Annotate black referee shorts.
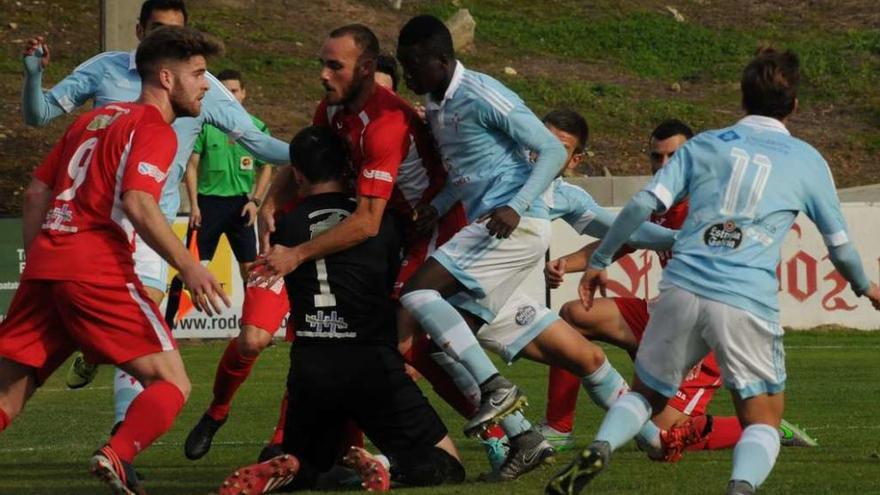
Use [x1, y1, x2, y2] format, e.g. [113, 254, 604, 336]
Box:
[195, 194, 257, 263]
[282, 344, 449, 474]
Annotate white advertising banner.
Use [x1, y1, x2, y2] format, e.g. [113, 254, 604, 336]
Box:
[168, 203, 879, 338]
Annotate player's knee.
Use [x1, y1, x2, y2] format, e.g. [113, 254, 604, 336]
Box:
[238, 327, 270, 357]
[173, 376, 192, 402]
[394, 446, 465, 486]
[560, 301, 598, 338]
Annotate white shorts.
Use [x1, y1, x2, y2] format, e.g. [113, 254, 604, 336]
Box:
[132, 234, 169, 292]
[434, 216, 551, 320]
[473, 291, 557, 363]
[635, 285, 786, 400]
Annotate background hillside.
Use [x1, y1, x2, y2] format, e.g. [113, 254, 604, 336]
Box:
[0, 0, 878, 213]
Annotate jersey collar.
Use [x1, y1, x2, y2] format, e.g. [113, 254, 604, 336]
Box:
[425, 60, 465, 111]
[128, 50, 137, 71]
[737, 115, 790, 135]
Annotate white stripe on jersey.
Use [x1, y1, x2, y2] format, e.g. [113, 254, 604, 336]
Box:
[205, 71, 237, 103]
[649, 183, 674, 210]
[461, 75, 514, 115]
[110, 130, 136, 243]
[395, 134, 431, 207]
[824, 230, 849, 247]
[127, 283, 174, 351]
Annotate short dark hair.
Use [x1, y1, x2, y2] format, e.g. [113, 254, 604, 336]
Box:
[741, 46, 800, 119]
[136, 26, 223, 82]
[289, 126, 350, 184]
[397, 15, 455, 59]
[139, 0, 188, 26]
[216, 69, 243, 87]
[329, 24, 379, 62]
[543, 109, 589, 153]
[376, 54, 399, 91]
[650, 119, 694, 142]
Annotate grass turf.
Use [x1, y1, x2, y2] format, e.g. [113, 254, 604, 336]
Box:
[0, 331, 879, 494]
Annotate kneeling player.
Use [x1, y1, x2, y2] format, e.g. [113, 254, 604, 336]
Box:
[220, 126, 464, 494]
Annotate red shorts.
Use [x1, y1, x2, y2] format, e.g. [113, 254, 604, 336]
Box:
[0, 280, 176, 384]
[394, 202, 468, 298]
[612, 297, 722, 417]
[241, 280, 293, 342]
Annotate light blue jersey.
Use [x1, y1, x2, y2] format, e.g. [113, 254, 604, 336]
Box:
[549, 178, 674, 250]
[23, 50, 289, 221]
[425, 62, 566, 221]
[612, 115, 861, 322]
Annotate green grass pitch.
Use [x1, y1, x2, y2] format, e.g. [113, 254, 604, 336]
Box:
[1, 331, 878, 494]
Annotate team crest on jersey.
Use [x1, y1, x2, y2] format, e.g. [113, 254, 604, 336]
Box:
[308, 208, 351, 239]
[362, 169, 393, 183]
[703, 220, 743, 249]
[718, 130, 740, 142]
[137, 162, 167, 182]
[515, 305, 537, 326]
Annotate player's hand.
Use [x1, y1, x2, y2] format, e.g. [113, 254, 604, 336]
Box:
[22, 36, 50, 73]
[257, 204, 276, 255]
[241, 201, 258, 227]
[413, 203, 439, 236]
[249, 244, 302, 288]
[864, 282, 880, 311]
[188, 206, 201, 229]
[180, 262, 231, 316]
[545, 257, 566, 289]
[578, 267, 608, 310]
[478, 206, 520, 239]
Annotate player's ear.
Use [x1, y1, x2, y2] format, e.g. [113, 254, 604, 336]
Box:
[136, 22, 145, 42]
[158, 67, 174, 91]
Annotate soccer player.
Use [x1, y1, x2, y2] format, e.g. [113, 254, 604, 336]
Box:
[392, 13, 570, 476]
[219, 126, 465, 495]
[547, 48, 880, 495]
[185, 68, 273, 281]
[540, 120, 818, 459]
[0, 26, 228, 494]
[191, 24, 496, 468]
[21, 0, 290, 432]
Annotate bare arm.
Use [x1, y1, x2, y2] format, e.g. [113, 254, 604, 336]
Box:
[123, 190, 230, 314]
[257, 166, 298, 253]
[252, 163, 273, 202]
[184, 152, 201, 228]
[22, 179, 52, 249]
[255, 195, 387, 284]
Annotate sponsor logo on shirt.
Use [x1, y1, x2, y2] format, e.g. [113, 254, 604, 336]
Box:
[240, 156, 254, 171]
[137, 161, 167, 182]
[42, 204, 77, 233]
[515, 305, 537, 326]
[298, 310, 356, 338]
[703, 220, 743, 249]
[362, 169, 393, 183]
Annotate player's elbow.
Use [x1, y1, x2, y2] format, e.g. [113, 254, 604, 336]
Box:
[22, 180, 49, 211]
[22, 111, 49, 128]
[121, 191, 151, 224]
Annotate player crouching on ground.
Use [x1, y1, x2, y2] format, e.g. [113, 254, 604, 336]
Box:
[220, 126, 465, 495]
[0, 26, 228, 495]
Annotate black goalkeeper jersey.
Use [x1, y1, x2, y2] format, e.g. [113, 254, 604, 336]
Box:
[274, 192, 401, 346]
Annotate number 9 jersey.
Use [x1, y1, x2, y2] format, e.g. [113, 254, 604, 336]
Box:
[645, 115, 851, 323]
[23, 103, 177, 285]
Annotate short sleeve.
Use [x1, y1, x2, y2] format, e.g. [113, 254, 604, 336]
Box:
[46, 53, 107, 113]
[33, 134, 68, 186]
[357, 111, 409, 200]
[192, 124, 207, 155]
[121, 124, 178, 199]
[644, 142, 692, 212]
[804, 158, 849, 247]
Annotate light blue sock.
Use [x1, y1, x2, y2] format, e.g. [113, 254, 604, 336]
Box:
[595, 392, 652, 450]
[431, 351, 481, 409]
[401, 290, 499, 384]
[731, 424, 780, 488]
[112, 368, 144, 424]
[635, 420, 662, 452]
[501, 411, 532, 438]
[581, 357, 629, 409]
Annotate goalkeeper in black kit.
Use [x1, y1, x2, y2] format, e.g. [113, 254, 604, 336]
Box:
[219, 126, 465, 494]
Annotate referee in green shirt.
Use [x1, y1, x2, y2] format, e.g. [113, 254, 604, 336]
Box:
[185, 69, 273, 280]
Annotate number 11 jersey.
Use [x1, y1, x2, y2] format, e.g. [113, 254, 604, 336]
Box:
[23, 103, 177, 285]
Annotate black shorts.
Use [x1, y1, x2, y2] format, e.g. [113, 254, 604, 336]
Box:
[283, 344, 448, 473]
[196, 194, 257, 263]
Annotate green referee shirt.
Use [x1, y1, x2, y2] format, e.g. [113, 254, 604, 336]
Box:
[193, 115, 270, 197]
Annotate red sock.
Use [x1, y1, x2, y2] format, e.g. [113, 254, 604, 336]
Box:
[545, 366, 581, 433]
[208, 337, 258, 420]
[404, 335, 478, 419]
[108, 380, 185, 462]
[268, 390, 289, 446]
[480, 424, 505, 440]
[686, 415, 743, 451]
[0, 408, 10, 433]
